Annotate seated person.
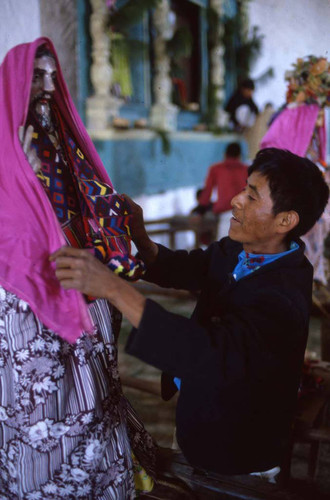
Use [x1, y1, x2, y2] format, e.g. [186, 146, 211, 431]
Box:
[199, 142, 248, 239]
[190, 188, 215, 246]
[51, 148, 329, 478]
[225, 78, 259, 132]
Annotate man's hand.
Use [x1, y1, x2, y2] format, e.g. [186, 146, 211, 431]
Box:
[50, 246, 146, 328]
[122, 194, 148, 243]
[50, 246, 117, 301]
[18, 125, 42, 173]
[122, 193, 159, 265]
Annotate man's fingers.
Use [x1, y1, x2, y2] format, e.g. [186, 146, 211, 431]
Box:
[50, 246, 90, 261]
[54, 255, 85, 269]
[57, 278, 79, 290]
[55, 263, 83, 280]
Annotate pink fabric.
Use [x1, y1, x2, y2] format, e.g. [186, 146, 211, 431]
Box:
[0, 37, 118, 343]
[260, 104, 326, 161]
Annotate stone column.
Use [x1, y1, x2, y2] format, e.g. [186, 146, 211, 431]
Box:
[150, 0, 178, 132]
[209, 0, 228, 128]
[86, 0, 122, 130]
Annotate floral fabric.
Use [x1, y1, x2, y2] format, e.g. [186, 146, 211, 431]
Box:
[0, 286, 155, 499]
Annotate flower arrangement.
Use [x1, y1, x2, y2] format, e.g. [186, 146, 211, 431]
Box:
[286, 55, 330, 107]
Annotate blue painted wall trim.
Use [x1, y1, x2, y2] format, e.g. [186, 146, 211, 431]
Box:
[91, 131, 248, 197]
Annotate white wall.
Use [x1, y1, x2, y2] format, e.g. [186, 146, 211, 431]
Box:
[248, 0, 330, 110]
[0, 0, 41, 64]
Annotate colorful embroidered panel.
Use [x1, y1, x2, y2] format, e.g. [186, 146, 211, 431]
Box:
[28, 107, 145, 281]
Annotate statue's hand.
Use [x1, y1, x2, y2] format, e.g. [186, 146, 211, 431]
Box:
[18, 125, 42, 173]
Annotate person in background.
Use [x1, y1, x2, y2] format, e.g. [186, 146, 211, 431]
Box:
[52, 148, 329, 481]
[199, 142, 248, 239]
[225, 78, 259, 132]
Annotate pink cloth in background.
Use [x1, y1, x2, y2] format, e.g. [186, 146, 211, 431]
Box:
[260, 104, 326, 161]
[0, 37, 117, 343]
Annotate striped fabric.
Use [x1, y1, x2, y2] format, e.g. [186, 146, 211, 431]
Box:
[0, 286, 155, 499]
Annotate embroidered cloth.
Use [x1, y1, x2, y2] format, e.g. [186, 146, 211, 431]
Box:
[0, 37, 141, 343]
[0, 285, 155, 498]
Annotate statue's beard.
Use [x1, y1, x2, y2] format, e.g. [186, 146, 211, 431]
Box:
[31, 94, 55, 133]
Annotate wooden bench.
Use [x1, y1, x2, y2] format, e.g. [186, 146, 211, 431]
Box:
[144, 215, 218, 249]
[122, 362, 330, 498]
[283, 360, 330, 481]
[155, 448, 301, 500]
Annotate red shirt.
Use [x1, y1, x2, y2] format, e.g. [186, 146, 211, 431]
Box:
[199, 158, 248, 214]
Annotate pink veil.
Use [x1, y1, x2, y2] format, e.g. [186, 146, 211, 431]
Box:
[0, 37, 117, 342]
[260, 104, 326, 161]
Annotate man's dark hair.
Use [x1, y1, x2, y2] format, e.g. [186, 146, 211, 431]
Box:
[248, 148, 329, 240]
[226, 142, 241, 158]
[240, 78, 255, 90]
[35, 44, 56, 61]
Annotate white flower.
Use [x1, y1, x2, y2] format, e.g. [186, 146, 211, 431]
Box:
[1, 469, 8, 481]
[94, 342, 104, 353]
[71, 455, 80, 466]
[35, 395, 45, 405]
[16, 349, 30, 362]
[49, 339, 61, 353]
[26, 492, 42, 500]
[81, 412, 93, 425]
[43, 482, 58, 494]
[49, 422, 70, 439]
[28, 421, 48, 443]
[0, 339, 8, 350]
[8, 461, 17, 478]
[18, 299, 29, 310]
[32, 376, 57, 393]
[77, 484, 92, 496]
[71, 468, 89, 482]
[8, 483, 18, 494]
[53, 365, 65, 379]
[84, 440, 103, 462]
[0, 407, 7, 421]
[59, 484, 75, 495]
[31, 338, 45, 352]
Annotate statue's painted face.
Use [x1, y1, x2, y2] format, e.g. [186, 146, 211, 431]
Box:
[29, 55, 57, 130]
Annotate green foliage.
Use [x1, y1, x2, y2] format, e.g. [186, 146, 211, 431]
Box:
[167, 25, 193, 79]
[205, 5, 273, 129]
[167, 25, 193, 61]
[154, 129, 171, 156]
[107, 0, 160, 34]
[222, 16, 264, 84]
[204, 83, 220, 127]
[254, 67, 275, 86]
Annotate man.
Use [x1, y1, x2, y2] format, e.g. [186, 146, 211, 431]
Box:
[0, 38, 155, 498]
[225, 78, 259, 132]
[199, 142, 247, 239]
[52, 148, 329, 478]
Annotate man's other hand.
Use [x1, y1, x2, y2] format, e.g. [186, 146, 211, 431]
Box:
[50, 247, 116, 301]
[122, 193, 159, 266]
[18, 125, 42, 173]
[122, 194, 148, 243]
[50, 246, 146, 328]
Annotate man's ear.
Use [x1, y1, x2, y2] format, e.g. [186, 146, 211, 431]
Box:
[276, 210, 299, 234]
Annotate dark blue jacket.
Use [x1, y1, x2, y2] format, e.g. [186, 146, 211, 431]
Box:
[126, 237, 312, 474]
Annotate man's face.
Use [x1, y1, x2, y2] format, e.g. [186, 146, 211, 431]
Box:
[229, 172, 286, 254]
[29, 55, 57, 119]
[241, 87, 253, 99]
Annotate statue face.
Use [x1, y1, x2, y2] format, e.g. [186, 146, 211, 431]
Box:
[29, 55, 57, 130]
